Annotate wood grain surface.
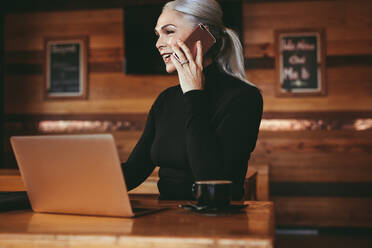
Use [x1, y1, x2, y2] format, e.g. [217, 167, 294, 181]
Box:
[0, 196, 275, 248]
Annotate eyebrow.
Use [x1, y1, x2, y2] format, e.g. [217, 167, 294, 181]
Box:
[154, 24, 176, 34]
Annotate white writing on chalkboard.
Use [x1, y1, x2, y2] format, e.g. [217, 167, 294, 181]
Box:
[283, 39, 315, 51]
[52, 45, 76, 54]
[289, 55, 306, 64]
[283, 67, 310, 80]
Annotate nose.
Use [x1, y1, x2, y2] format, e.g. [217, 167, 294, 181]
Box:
[156, 35, 165, 51]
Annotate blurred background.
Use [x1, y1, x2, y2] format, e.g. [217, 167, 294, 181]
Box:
[1, 0, 371, 247]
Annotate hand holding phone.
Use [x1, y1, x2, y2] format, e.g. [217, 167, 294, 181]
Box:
[171, 24, 216, 93]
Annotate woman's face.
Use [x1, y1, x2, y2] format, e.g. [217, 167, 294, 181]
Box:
[155, 9, 194, 73]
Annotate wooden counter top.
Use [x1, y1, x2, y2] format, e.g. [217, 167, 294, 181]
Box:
[0, 195, 275, 248]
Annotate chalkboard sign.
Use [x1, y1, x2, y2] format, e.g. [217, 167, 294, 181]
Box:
[45, 37, 88, 99]
[275, 29, 326, 96]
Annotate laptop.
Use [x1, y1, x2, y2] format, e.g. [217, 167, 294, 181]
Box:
[10, 134, 165, 217]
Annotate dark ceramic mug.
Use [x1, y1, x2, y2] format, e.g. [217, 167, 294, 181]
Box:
[192, 180, 233, 209]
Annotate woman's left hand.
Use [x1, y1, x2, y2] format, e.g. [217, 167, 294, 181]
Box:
[170, 39, 204, 93]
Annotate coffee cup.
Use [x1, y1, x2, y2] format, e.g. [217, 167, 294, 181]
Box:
[192, 180, 232, 209]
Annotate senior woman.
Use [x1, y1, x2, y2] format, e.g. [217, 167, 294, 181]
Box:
[122, 0, 263, 200]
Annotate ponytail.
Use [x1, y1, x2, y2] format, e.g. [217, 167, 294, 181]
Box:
[216, 27, 255, 86]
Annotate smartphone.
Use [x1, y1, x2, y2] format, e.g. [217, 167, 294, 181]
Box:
[178, 23, 216, 60]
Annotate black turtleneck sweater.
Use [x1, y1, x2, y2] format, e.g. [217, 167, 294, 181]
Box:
[122, 63, 263, 200]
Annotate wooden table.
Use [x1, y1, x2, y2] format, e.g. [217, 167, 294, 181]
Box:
[0, 195, 275, 248]
[0, 168, 260, 200]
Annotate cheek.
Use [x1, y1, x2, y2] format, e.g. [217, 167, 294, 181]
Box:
[168, 37, 178, 47]
[166, 63, 176, 73]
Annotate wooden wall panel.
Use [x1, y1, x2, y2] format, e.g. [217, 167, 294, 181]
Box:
[244, 0, 372, 228]
[274, 197, 372, 227]
[4, 9, 124, 50]
[243, 0, 372, 112]
[245, 40, 372, 57]
[4, 8, 178, 115]
[248, 66, 372, 112]
[4, 73, 177, 114]
[253, 130, 372, 183]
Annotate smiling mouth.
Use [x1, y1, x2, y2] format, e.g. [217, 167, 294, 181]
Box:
[161, 53, 172, 64]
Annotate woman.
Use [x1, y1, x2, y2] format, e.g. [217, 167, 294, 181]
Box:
[122, 0, 263, 200]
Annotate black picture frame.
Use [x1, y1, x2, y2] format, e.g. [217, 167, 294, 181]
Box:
[44, 36, 88, 99]
[275, 29, 326, 96]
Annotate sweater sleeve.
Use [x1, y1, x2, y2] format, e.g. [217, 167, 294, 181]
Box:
[183, 87, 263, 192]
[121, 97, 160, 191]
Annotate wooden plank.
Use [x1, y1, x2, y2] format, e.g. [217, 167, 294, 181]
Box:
[268, 161, 372, 183]
[275, 234, 372, 248]
[244, 13, 372, 31]
[245, 40, 372, 58]
[5, 48, 124, 64]
[4, 9, 123, 50]
[0, 169, 25, 191]
[245, 57, 274, 69]
[4, 36, 124, 50]
[3, 73, 177, 114]
[328, 55, 372, 67]
[4, 9, 123, 26]
[4, 98, 155, 114]
[243, 28, 274, 44]
[243, 2, 372, 51]
[261, 97, 372, 112]
[0, 199, 275, 248]
[244, 1, 347, 17]
[89, 48, 124, 62]
[249, 164, 269, 201]
[251, 148, 372, 165]
[243, 1, 372, 28]
[255, 130, 372, 154]
[271, 182, 372, 197]
[273, 197, 372, 227]
[4, 73, 176, 104]
[246, 66, 372, 85]
[88, 74, 176, 100]
[129, 167, 159, 195]
[327, 40, 372, 56]
[6, 22, 123, 38]
[9, 54, 370, 74]
[3, 0, 170, 12]
[4, 50, 44, 64]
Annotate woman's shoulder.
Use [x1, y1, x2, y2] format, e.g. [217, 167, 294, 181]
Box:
[151, 84, 182, 108]
[158, 84, 183, 99]
[218, 72, 262, 103]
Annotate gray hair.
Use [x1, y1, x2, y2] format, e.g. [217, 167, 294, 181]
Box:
[163, 0, 255, 86]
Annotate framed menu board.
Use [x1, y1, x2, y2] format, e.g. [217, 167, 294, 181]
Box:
[45, 37, 88, 99]
[275, 29, 326, 96]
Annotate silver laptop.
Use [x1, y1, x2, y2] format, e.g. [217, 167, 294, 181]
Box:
[10, 134, 164, 217]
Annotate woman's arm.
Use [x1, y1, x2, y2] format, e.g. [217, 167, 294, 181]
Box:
[121, 97, 160, 191]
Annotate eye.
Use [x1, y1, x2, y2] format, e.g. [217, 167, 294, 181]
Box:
[165, 30, 175, 35]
